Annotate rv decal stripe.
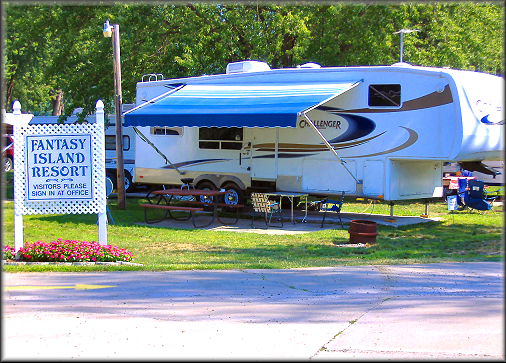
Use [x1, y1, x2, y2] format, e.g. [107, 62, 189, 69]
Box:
[480, 114, 504, 126]
[253, 128, 413, 158]
[320, 85, 453, 114]
[253, 132, 384, 153]
[252, 153, 315, 159]
[346, 127, 418, 158]
[161, 158, 229, 169]
[326, 114, 376, 142]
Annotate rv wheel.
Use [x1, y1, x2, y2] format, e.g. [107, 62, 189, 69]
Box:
[221, 183, 244, 206]
[124, 171, 135, 193]
[106, 172, 117, 191]
[196, 181, 217, 203]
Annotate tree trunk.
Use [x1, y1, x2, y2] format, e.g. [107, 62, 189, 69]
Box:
[5, 74, 15, 111]
[51, 90, 63, 116]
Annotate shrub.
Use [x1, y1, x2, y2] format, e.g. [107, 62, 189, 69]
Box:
[4, 239, 133, 263]
[3, 245, 16, 260]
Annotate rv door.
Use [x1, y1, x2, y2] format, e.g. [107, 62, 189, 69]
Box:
[239, 128, 252, 171]
[249, 127, 278, 180]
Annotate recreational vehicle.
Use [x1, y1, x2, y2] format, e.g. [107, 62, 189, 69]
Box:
[29, 104, 138, 192]
[123, 61, 504, 205]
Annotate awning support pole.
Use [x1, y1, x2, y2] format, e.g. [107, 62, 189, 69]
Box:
[133, 127, 185, 175]
[301, 112, 362, 184]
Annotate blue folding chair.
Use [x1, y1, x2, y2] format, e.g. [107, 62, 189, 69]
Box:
[456, 178, 468, 207]
[484, 186, 502, 204]
[317, 191, 345, 228]
[462, 179, 492, 212]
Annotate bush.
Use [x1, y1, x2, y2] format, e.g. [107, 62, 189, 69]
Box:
[3, 239, 133, 263]
[3, 245, 16, 260]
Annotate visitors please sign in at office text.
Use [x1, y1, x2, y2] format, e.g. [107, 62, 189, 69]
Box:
[25, 134, 93, 201]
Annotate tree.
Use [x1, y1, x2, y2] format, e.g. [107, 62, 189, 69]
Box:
[3, 3, 503, 118]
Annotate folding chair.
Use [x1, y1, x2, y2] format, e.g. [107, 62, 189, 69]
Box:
[456, 178, 468, 207]
[484, 186, 502, 204]
[318, 191, 345, 228]
[462, 179, 492, 212]
[250, 192, 283, 228]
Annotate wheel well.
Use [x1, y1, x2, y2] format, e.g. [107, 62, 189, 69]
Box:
[195, 179, 217, 189]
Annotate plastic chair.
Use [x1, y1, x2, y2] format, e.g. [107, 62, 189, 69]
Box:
[250, 192, 283, 228]
[318, 191, 345, 228]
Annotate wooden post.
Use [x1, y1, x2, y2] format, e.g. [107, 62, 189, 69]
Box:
[111, 24, 126, 209]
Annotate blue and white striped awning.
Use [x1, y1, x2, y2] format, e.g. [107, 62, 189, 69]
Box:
[123, 81, 360, 128]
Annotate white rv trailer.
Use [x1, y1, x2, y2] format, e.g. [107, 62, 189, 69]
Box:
[29, 104, 138, 192]
[123, 61, 504, 205]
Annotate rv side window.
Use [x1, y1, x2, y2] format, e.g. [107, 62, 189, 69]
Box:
[368, 84, 401, 107]
[150, 127, 183, 136]
[199, 127, 243, 150]
[105, 135, 130, 151]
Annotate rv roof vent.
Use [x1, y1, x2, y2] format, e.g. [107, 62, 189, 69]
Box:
[297, 62, 321, 69]
[391, 62, 413, 67]
[226, 60, 270, 74]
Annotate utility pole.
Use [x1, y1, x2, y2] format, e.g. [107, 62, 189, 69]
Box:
[103, 20, 126, 209]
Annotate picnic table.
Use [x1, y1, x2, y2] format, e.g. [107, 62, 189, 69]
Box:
[141, 188, 243, 228]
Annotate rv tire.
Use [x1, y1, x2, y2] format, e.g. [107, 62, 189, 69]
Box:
[106, 172, 117, 192]
[196, 181, 217, 203]
[124, 171, 135, 193]
[221, 182, 244, 206]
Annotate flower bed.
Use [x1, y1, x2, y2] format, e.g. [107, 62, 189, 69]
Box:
[3, 239, 133, 263]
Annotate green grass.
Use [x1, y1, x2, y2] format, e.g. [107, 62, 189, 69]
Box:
[2, 186, 503, 272]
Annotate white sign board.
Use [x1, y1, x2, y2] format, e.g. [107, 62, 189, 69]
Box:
[25, 134, 93, 201]
[447, 195, 458, 211]
[12, 100, 108, 252]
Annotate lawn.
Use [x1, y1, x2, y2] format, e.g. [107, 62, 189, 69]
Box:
[2, 185, 503, 272]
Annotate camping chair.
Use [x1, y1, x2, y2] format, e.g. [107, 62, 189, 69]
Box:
[484, 186, 502, 204]
[462, 179, 492, 212]
[250, 192, 283, 228]
[456, 178, 468, 207]
[316, 191, 345, 228]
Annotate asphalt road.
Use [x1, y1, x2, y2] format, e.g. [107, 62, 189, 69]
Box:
[2, 262, 504, 360]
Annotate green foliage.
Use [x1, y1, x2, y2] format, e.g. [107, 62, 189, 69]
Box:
[3, 3, 504, 117]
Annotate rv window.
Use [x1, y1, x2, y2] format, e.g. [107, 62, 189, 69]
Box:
[368, 84, 401, 107]
[199, 141, 219, 149]
[199, 127, 243, 150]
[221, 142, 242, 150]
[150, 127, 183, 136]
[105, 135, 130, 151]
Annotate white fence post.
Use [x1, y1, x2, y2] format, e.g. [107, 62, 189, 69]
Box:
[96, 100, 107, 245]
[13, 101, 24, 256]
